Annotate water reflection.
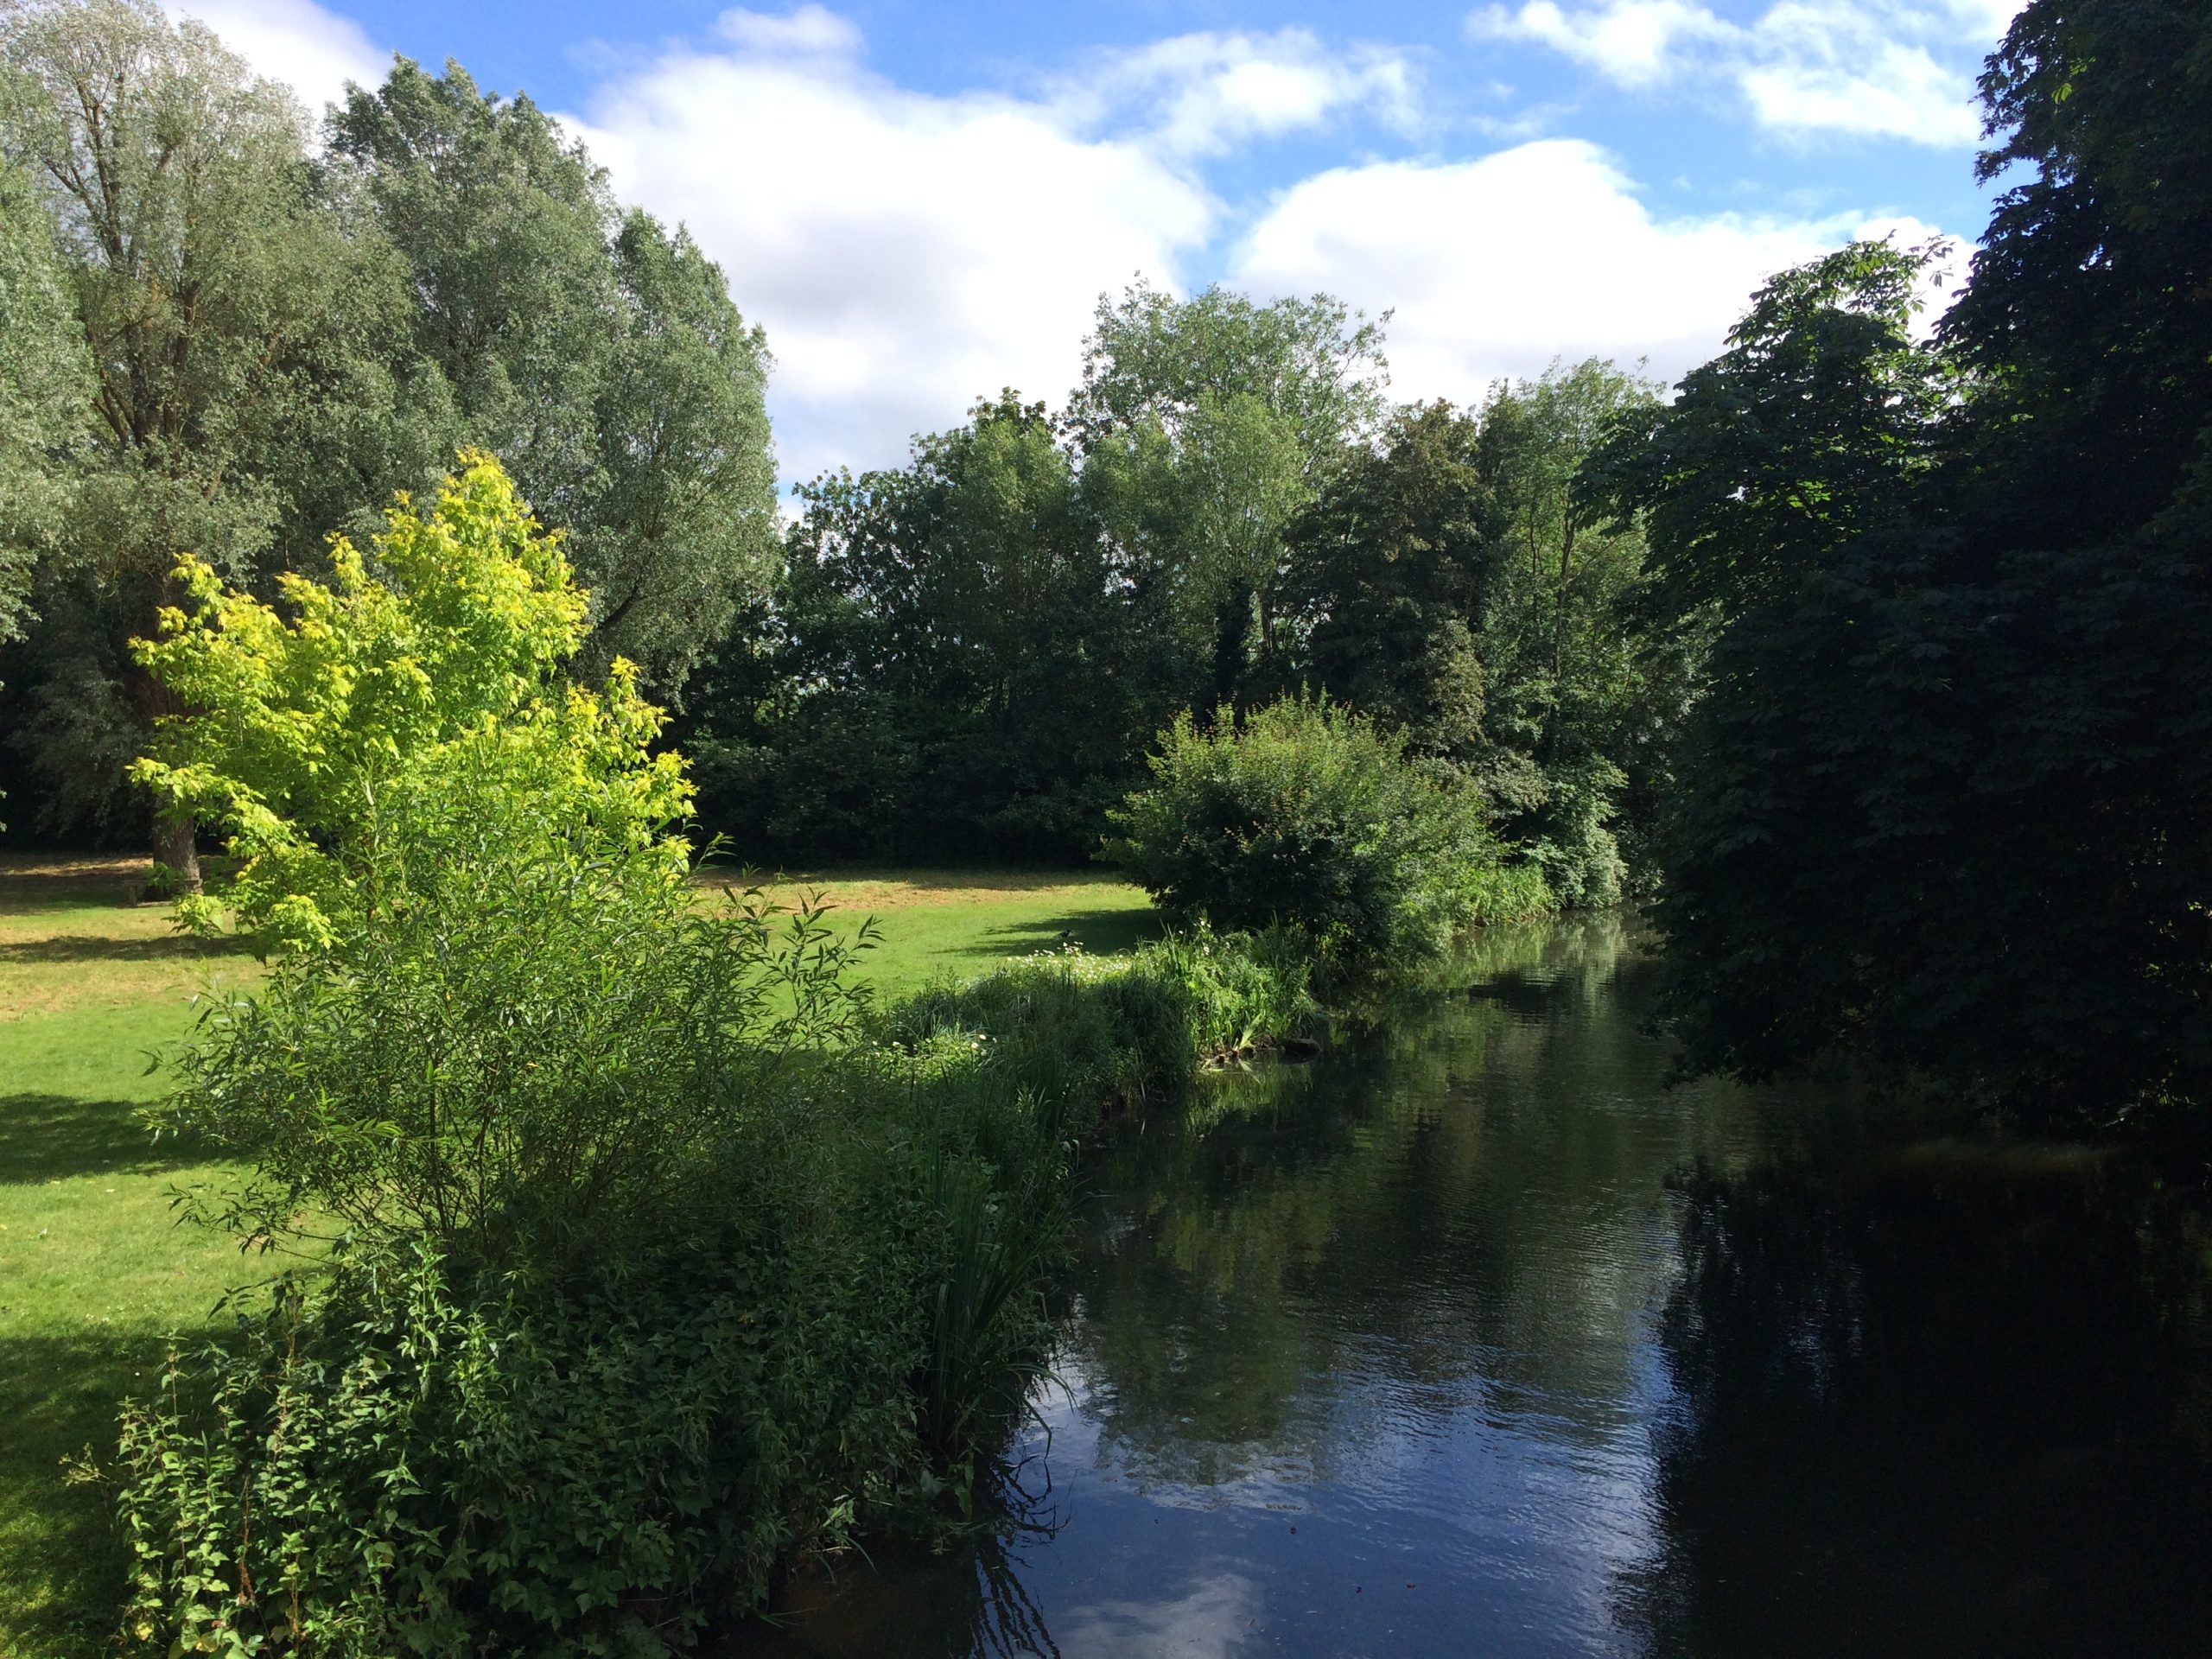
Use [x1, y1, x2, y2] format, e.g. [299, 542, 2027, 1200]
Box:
[1624, 1154, 2212, 1656]
[734, 917, 2212, 1657]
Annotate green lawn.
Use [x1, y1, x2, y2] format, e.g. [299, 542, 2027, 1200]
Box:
[742, 867, 1162, 1001]
[0, 854, 1156, 1657]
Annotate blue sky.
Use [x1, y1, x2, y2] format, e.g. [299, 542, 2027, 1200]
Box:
[174, 0, 2022, 481]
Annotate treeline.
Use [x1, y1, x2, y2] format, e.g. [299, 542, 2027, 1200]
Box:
[1, 0, 1690, 906]
[0, 0, 778, 875]
[680, 321, 1689, 903]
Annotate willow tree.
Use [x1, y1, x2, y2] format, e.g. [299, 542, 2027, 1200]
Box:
[0, 153, 87, 654]
[328, 60, 780, 696]
[0, 0, 415, 879]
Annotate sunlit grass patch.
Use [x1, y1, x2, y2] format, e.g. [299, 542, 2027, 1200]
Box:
[702, 866, 1161, 1001]
[0, 855, 262, 1022]
[0, 990, 253, 1659]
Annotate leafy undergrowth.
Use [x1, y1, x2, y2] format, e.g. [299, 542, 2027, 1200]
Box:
[0, 855, 1160, 1659]
[108, 890, 1324, 1656]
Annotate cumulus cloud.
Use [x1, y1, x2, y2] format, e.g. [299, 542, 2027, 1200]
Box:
[1230, 139, 1945, 399]
[1054, 29, 1422, 158]
[169, 0, 385, 114]
[157, 0, 1974, 478]
[573, 36, 1198, 480]
[573, 13, 1423, 481]
[1471, 0, 2024, 144]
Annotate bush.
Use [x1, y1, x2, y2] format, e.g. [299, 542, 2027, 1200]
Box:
[1524, 758, 1629, 909]
[155, 744, 868, 1275]
[1107, 696, 1548, 970]
[114, 824, 1336, 1653]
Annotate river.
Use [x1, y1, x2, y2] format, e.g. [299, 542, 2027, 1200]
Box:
[740, 914, 2212, 1656]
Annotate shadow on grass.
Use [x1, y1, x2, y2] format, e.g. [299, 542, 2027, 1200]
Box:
[0, 1329, 191, 1656]
[0, 1095, 208, 1185]
[0, 935, 249, 966]
[950, 906, 1165, 962]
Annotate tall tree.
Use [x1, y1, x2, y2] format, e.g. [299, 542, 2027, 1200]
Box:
[0, 0, 414, 877]
[1284, 400, 1490, 766]
[1287, 365, 1676, 905]
[1073, 283, 1389, 709]
[327, 60, 779, 695]
[1939, 0, 2212, 554]
[0, 152, 88, 652]
[1605, 241, 1959, 1072]
[1622, 0, 2212, 1126]
[685, 396, 1131, 860]
[1472, 362, 1673, 900]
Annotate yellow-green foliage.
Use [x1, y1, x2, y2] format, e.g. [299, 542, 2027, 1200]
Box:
[130, 454, 690, 945]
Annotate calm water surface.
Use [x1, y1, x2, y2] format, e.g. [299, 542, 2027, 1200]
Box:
[742, 916, 2212, 1657]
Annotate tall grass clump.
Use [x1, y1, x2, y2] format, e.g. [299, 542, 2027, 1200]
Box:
[1108, 696, 1552, 976]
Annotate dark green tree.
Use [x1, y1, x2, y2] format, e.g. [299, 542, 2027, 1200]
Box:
[1283, 400, 1490, 766]
[683, 396, 1135, 861]
[1285, 365, 1677, 904]
[1602, 239, 1961, 1082]
[1621, 0, 2212, 1125]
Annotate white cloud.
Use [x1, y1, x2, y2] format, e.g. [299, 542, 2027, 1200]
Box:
[572, 15, 1422, 481]
[1054, 29, 1422, 158]
[156, 0, 1975, 480]
[714, 3, 861, 59]
[1230, 139, 1943, 400]
[169, 0, 386, 114]
[1481, 0, 1732, 88]
[1472, 0, 2024, 144]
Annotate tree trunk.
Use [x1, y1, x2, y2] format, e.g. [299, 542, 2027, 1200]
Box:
[154, 811, 202, 895]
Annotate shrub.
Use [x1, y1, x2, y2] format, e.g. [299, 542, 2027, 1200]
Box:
[1107, 696, 1548, 970]
[116, 819, 1346, 1655]
[1523, 758, 1629, 909]
[154, 747, 866, 1277]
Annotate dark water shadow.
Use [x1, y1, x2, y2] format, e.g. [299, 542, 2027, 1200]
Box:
[1617, 1151, 2212, 1659]
[722, 1478, 1066, 1659]
[0, 1093, 208, 1184]
[950, 906, 1165, 963]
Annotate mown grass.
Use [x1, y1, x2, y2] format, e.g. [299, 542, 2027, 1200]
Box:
[739, 865, 1160, 1001]
[2, 1012, 255, 1653]
[0, 853, 1156, 1658]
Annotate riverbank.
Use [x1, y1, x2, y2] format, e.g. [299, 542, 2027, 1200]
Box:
[0, 855, 1160, 1659]
[737, 914, 2212, 1659]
